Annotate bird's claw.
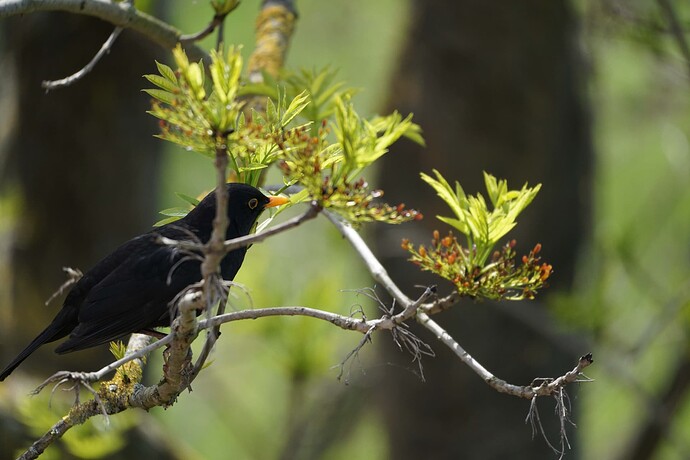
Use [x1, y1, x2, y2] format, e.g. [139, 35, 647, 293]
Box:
[32, 370, 99, 396]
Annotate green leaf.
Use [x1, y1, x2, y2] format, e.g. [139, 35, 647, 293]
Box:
[154, 216, 182, 227]
[210, 57, 229, 104]
[109, 341, 127, 360]
[144, 74, 178, 93]
[238, 163, 269, 172]
[281, 90, 311, 127]
[175, 192, 200, 206]
[420, 170, 466, 222]
[266, 97, 278, 124]
[158, 207, 191, 217]
[187, 62, 206, 100]
[155, 61, 177, 83]
[287, 187, 311, 204]
[142, 88, 176, 105]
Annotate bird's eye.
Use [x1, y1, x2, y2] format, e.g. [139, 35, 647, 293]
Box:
[248, 198, 259, 209]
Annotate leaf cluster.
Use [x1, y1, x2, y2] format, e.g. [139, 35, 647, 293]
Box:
[421, 170, 541, 267]
[145, 48, 422, 226]
[276, 95, 424, 224]
[240, 66, 358, 132]
[144, 45, 288, 187]
[404, 171, 549, 300]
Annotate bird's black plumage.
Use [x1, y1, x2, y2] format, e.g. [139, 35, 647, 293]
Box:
[0, 183, 286, 381]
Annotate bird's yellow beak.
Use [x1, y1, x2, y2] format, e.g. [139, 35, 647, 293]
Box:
[265, 195, 289, 208]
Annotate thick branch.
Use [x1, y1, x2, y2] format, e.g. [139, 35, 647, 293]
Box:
[22, 333, 155, 460]
[0, 0, 207, 60]
[247, 0, 298, 82]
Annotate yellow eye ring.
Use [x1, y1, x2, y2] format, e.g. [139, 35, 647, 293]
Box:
[248, 198, 259, 209]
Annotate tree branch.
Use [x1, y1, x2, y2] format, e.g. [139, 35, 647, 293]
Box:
[322, 208, 593, 398]
[156, 202, 321, 255]
[42, 26, 123, 90]
[247, 0, 298, 83]
[179, 13, 224, 44]
[0, 0, 208, 60]
[323, 210, 412, 307]
[22, 332, 155, 460]
[418, 311, 593, 398]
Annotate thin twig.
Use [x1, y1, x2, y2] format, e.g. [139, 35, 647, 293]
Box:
[42, 26, 122, 90]
[223, 202, 320, 251]
[324, 209, 594, 398]
[44, 267, 83, 306]
[35, 334, 173, 389]
[216, 15, 225, 51]
[335, 324, 376, 383]
[180, 14, 223, 44]
[419, 310, 593, 398]
[156, 202, 321, 253]
[323, 210, 412, 306]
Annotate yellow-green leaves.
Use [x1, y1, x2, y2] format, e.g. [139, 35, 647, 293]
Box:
[421, 170, 541, 265]
[146, 51, 421, 224]
[144, 44, 244, 140]
[334, 96, 423, 182]
[263, 89, 311, 130]
[144, 45, 244, 158]
[240, 66, 358, 132]
[276, 95, 423, 225]
[404, 171, 549, 301]
[145, 45, 310, 187]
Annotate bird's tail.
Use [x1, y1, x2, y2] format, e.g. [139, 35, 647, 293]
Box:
[0, 308, 75, 381]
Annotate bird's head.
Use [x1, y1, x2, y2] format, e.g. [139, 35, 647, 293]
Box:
[182, 183, 288, 241]
[224, 183, 288, 237]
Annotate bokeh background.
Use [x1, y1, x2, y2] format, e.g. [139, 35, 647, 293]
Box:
[1, 0, 689, 459]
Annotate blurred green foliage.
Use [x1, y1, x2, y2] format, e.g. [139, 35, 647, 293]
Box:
[558, 4, 690, 458]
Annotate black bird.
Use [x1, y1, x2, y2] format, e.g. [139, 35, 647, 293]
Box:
[0, 183, 287, 381]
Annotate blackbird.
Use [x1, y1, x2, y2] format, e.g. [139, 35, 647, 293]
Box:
[0, 183, 287, 381]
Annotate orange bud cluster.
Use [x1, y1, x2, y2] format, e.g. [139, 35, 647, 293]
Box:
[401, 231, 552, 302]
[277, 123, 422, 225]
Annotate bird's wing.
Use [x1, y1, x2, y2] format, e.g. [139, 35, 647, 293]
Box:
[61, 235, 202, 351]
[80, 239, 200, 322]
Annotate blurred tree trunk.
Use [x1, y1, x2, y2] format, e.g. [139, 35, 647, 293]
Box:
[374, 1, 592, 458]
[0, 11, 172, 458]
